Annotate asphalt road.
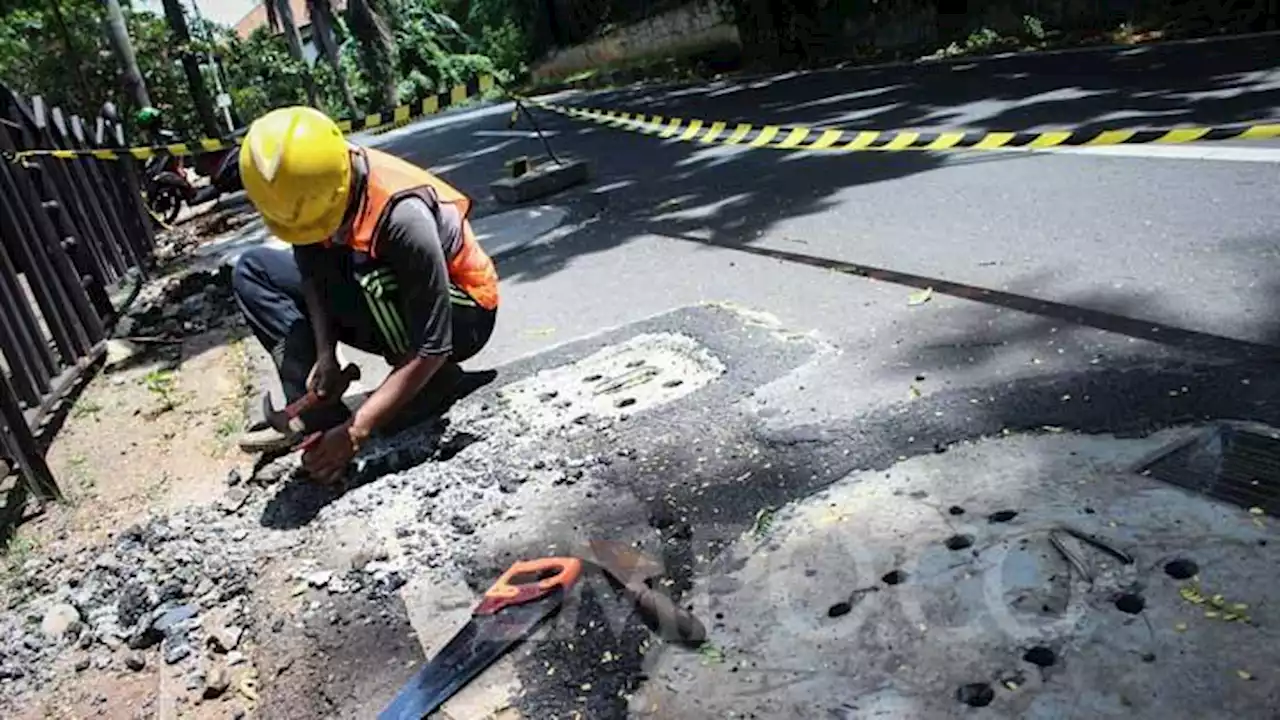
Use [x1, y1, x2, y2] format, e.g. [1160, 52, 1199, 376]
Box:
[344, 34, 1280, 717]
[372, 33, 1280, 405]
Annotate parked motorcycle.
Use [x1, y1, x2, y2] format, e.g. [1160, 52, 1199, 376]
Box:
[138, 114, 246, 225]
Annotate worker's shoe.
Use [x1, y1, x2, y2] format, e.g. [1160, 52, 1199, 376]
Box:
[237, 421, 303, 455]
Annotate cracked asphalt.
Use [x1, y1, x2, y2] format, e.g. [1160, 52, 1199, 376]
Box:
[267, 34, 1280, 719]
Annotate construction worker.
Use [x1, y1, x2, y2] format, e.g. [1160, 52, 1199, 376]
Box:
[230, 106, 499, 484]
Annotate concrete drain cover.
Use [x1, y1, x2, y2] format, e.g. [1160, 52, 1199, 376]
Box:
[496, 332, 725, 430]
[1138, 422, 1280, 514]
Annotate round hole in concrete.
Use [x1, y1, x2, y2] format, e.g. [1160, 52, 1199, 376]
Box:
[1023, 646, 1055, 667]
[988, 510, 1018, 523]
[948, 506, 965, 516]
[615, 397, 637, 409]
[956, 683, 994, 708]
[1164, 558, 1199, 580]
[945, 534, 975, 551]
[881, 570, 906, 586]
[583, 374, 603, 383]
[827, 601, 852, 618]
[1141, 652, 1156, 663]
[1114, 593, 1146, 614]
[663, 378, 684, 388]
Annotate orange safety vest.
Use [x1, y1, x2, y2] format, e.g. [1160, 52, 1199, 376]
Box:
[330, 147, 499, 311]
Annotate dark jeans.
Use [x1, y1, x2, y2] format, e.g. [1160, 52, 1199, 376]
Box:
[231, 245, 496, 430]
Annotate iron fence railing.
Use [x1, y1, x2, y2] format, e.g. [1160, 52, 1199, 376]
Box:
[0, 84, 154, 524]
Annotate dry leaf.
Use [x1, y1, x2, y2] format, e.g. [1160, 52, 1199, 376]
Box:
[1174, 622, 1188, 632]
[907, 287, 934, 306]
[1237, 670, 1253, 681]
[1249, 506, 1265, 516]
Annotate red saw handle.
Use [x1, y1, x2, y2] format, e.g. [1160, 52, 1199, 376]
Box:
[474, 557, 583, 616]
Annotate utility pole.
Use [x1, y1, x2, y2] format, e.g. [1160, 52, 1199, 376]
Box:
[160, 0, 220, 137]
[102, 0, 151, 109]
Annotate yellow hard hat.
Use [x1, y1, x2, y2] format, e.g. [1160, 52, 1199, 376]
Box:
[239, 106, 352, 245]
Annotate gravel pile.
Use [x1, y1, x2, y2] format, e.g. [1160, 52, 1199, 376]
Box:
[301, 382, 634, 574]
[0, 491, 261, 706]
[0, 332, 719, 710]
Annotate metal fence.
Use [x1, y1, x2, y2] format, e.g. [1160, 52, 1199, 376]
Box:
[0, 84, 154, 522]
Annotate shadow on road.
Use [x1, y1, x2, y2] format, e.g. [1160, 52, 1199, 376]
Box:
[583, 33, 1280, 133]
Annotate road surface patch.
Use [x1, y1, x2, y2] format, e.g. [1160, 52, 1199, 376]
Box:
[496, 332, 726, 432]
[633, 430, 1280, 718]
[528, 98, 1280, 154]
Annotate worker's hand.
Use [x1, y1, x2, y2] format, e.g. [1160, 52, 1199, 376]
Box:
[307, 353, 343, 399]
[301, 422, 360, 485]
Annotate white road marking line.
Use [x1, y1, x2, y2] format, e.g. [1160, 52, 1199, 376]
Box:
[1012, 143, 1280, 163]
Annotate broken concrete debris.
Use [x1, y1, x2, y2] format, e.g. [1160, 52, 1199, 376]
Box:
[2, 327, 742, 714]
[39, 604, 81, 640]
[203, 665, 231, 699]
[0, 508, 257, 708]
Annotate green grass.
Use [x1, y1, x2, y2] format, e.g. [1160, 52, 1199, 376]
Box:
[215, 413, 244, 440]
[750, 506, 776, 539]
[697, 642, 725, 665]
[71, 399, 103, 419]
[3, 534, 39, 565]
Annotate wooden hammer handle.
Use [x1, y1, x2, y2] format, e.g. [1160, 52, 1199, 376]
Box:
[284, 364, 361, 417]
[626, 582, 706, 645]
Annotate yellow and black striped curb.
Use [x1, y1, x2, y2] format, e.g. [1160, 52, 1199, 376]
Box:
[528, 100, 1280, 151]
[10, 75, 499, 161]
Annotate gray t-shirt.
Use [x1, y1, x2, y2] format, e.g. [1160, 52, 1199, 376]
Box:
[294, 155, 469, 360]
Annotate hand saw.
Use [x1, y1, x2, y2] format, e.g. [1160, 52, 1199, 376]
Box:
[379, 557, 583, 720]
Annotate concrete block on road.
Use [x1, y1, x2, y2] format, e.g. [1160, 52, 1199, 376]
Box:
[490, 157, 591, 204]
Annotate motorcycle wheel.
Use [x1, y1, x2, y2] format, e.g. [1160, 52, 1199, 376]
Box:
[149, 185, 184, 225]
[145, 172, 190, 225]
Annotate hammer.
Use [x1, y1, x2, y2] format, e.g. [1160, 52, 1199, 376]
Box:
[586, 539, 706, 646]
[261, 364, 362, 436]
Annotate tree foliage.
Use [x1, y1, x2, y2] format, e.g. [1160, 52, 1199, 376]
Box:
[0, 0, 538, 140]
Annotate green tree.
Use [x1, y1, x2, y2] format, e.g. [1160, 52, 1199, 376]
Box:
[307, 0, 359, 117]
[266, 0, 319, 106]
[346, 0, 397, 110]
[219, 27, 311, 122]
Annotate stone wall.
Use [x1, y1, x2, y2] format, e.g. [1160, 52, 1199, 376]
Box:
[531, 0, 741, 82]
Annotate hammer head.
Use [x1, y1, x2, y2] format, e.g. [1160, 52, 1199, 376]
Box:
[261, 391, 303, 435]
[260, 364, 362, 435]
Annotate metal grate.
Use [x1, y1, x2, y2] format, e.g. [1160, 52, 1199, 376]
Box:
[1140, 424, 1280, 516]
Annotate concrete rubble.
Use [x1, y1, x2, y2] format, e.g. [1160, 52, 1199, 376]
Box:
[0, 503, 258, 705]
